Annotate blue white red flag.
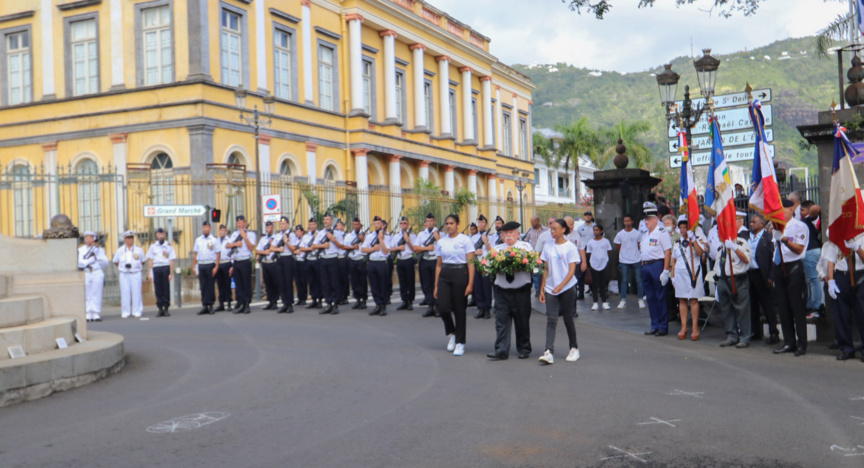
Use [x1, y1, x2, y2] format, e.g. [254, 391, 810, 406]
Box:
[829, 123, 864, 255]
[748, 100, 786, 231]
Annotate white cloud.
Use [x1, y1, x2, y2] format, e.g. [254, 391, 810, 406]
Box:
[427, 0, 849, 72]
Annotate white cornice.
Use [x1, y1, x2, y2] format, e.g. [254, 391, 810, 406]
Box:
[311, 0, 342, 14]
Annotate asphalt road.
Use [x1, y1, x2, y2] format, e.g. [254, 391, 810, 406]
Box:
[2, 295, 863, 468]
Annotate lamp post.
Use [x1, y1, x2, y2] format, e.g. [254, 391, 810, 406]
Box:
[512, 169, 531, 226]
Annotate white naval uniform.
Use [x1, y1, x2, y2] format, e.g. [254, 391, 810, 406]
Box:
[78, 244, 109, 319]
[113, 244, 147, 318]
[672, 236, 705, 299]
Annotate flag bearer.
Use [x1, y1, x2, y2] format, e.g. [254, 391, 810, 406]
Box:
[772, 199, 810, 356]
[826, 238, 864, 361]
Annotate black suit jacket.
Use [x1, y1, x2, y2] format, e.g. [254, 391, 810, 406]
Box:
[750, 230, 775, 284]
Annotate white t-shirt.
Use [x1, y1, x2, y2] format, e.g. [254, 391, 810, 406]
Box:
[540, 240, 580, 295]
[778, 218, 809, 262]
[614, 228, 642, 265]
[434, 233, 473, 264]
[640, 224, 672, 261]
[586, 238, 612, 270]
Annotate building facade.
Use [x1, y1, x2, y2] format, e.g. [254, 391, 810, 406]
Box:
[0, 0, 539, 250]
[533, 128, 595, 206]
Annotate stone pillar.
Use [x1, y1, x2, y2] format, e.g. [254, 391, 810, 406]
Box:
[467, 170, 478, 221]
[459, 67, 474, 142]
[306, 142, 318, 185]
[512, 93, 519, 158]
[255, 0, 267, 92]
[347, 14, 365, 115]
[188, 125, 214, 239]
[481, 76, 493, 148]
[495, 86, 503, 152]
[109, 0, 125, 90]
[41, 142, 58, 226]
[110, 133, 128, 235]
[410, 43, 426, 130]
[488, 173, 498, 222]
[381, 30, 398, 123]
[352, 149, 370, 224]
[301, 0, 314, 105]
[389, 155, 403, 221]
[418, 160, 430, 181]
[444, 165, 455, 197]
[40, 0, 55, 99]
[437, 55, 451, 137]
[186, 0, 211, 80]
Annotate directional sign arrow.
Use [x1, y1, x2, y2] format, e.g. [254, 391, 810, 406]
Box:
[671, 88, 772, 112]
[669, 145, 774, 168]
[669, 128, 774, 154]
[668, 105, 773, 138]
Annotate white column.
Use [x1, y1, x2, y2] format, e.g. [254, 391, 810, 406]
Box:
[302, 0, 314, 105]
[467, 170, 478, 221]
[418, 161, 430, 181]
[459, 67, 474, 142]
[381, 30, 398, 122]
[306, 142, 318, 185]
[411, 43, 426, 129]
[41, 142, 58, 226]
[109, 0, 124, 90]
[347, 14, 364, 114]
[512, 94, 519, 158]
[41, 0, 55, 99]
[259, 135, 272, 187]
[496, 87, 503, 151]
[444, 165, 455, 197]
[111, 133, 128, 235]
[255, 0, 267, 92]
[481, 76, 493, 148]
[352, 149, 370, 225]
[488, 174, 498, 222]
[389, 155, 402, 221]
[437, 55, 451, 136]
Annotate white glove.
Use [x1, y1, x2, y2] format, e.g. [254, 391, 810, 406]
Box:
[828, 279, 840, 300]
[659, 270, 670, 286]
[724, 239, 738, 252]
[845, 239, 859, 250]
[772, 230, 783, 242]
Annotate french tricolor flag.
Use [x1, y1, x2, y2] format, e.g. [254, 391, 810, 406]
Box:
[829, 123, 864, 255]
[748, 100, 786, 231]
[678, 131, 699, 229]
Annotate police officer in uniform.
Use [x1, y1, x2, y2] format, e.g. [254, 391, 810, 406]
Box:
[214, 224, 233, 311]
[255, 221, 282, 311]
[389, 217, 417, 311]
[299, 219, 323, 309]
[487, 221, 534, 360]
[146, 227, 176, 317]
[292, 225, 308, 306]
[383, 220, 395, 303]
[113, 231, 147, 318]
[314, 214, 343, 315]
[640, 203, 673, 336]
[193, 221, 220, 315]
[772, 199, 810, 356]
[343, 218, 369, 310]
[365, 216, 392, 316]
[825, 237, 864, 361]
[412, 214, 440, 317]
[267, 216, 295, 314]
[334, 220, 351, 304]
[78, 231, 109, 322]
[225, 215, 257, 314]
[470, 215, 494, 319]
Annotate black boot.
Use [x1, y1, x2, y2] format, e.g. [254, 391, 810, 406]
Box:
[208, 305, 214, 315]
[277, 304, 290, 313]
[264, 302, 275, 310]
[368, 305, 381, 316]
[197, 306, 209, 315]
[234, 302, 244, 311]
[232, 305, 242, 314]
[331, 305, 339, 315]
[319, 303, 333, 315]
[483, 308, 491, 319]
[379, 305, 388, 316]
[351, 300, 361, 309]
[315, 300, 323, 309]
[397, 302, 409, 311]
[163, 307, 171, 317]
[243, 303, 251, 314]
[306, 300, 318, 309]
[422, 305, 435, 318]
[357, 300, 367, 310]
[474, 308, 484, 319]
[286, 305, 294, 313]
[214, 303, 225, 312]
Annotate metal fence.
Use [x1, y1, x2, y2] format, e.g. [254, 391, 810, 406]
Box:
[672, 175, 821, 219]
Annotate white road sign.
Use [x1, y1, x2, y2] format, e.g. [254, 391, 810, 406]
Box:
[262, 194, 281, 222]
[667, 104, 773, 138]
[143, 205, 207, 218]
[668, 128, 774, 153]
[669, 145, 775, 168]
[670, 88, 771, 112]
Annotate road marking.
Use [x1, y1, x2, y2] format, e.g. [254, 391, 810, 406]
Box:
[601, 445, 651, 463]
[146, 412, 230, 433]
[850, 396, 864, 401]
[830, 445, 864, 457]
[852, 416, 864, 425]
[637, 417, 681, 428]
[668, 389, 704, 398]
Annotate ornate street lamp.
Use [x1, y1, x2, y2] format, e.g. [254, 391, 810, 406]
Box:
[656, 64, 680, 111]
[512, 169, 531, 226]
[693, 49, 720, 99]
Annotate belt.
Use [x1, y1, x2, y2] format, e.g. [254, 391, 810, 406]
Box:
[783, 259, 802, 267]
[642, 259, 663, 266]
[152, 264, 170, 268]
[219, 260, 232, 265]
[296, 257, 306, 262]
[321, 254, 337, 259]
[234, 256, 250, 261]
[720, 273, 748, 282]
[306, 257, 319, 261]
[398, 256, 414, 261]
[442, 263, 467, 269]
[121, 270, 141, 274]
[422, 255, 438, 260]
[369, 257, 387, 262]
[350, 256, 366, 261]
[279, 253, 293, 258]
[261, 259, 276, 264]
[197, 262, 215, 266]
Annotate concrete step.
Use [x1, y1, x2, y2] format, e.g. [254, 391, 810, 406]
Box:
[0, 317, 76, 361]
[0, 275, 8, 299]
[0, 296, 45, 329]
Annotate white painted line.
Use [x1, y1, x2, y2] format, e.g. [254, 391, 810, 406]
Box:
[601, 445, 651, 464]
[851, 416, 864, 425]
[668, 389, 704, 398]
[146, 412, 230, 434]
[637, 417, 681, 428]
[851, 396, 864, 401]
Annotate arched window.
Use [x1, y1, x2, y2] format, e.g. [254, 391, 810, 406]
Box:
[506, 190, 515, 222]
[279, 159, 295, 224]
[322, 165, 337, 208]
[226, 152, 247, 227]
[12, 164, 33, 237]
[228, 152, 245, 167]
[76, 159, 101, 233]
[150, 152, 174, 229]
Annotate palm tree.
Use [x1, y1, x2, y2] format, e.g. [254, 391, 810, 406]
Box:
[599, 119, 654, 169]
[556, 117, 602, 201]
[815, 2, 856, 56]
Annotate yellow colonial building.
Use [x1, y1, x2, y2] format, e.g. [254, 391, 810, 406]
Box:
[0, 0, 538, 250]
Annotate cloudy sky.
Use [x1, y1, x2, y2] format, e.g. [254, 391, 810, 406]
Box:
[429, 0, 850, 72]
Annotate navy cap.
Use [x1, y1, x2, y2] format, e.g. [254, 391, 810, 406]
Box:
[373, 216, 382, 222]
[280, 216, 289, 223]
[470, 222, 477, 228]
[501, 221, 521, 231]
[352, 217, 361, 222]
[477, 214, 487, 222]
[155, 227, 165, 233]
[400, 216, 408, 222]
[426, 213, 435, 219]
[294, 225, 304, 231]
[495, 215, 504, 223]
[308, 217, 316, 223]
[202, 221, 210, 226]
[782, 198, 794, 208]
[236, 215, 246, 222]
[218, 224, 227, 230]
[584, 211, 593, 217]
[265, 221, 273, 226]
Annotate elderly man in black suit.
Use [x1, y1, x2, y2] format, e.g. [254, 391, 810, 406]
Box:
[747, 214, 780, 344]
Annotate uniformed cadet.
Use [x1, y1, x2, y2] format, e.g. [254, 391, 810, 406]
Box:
[214, 224, 233, 311]
[364, 216, 392, 316]
[344, 218, 369, 310]
[314, 213, 343, 315]
[78, 231, 109, 322]
[411, 213, 440, 317]
[292, 225, 308, 306]
[193, 221, 220, 315]
[670, 215, 707, 341]
[146, 227, 176, 317]
[772, 199, 810, 356]
[256, 221, 282, 311]
[714, 212, 752, 348]
[470, 214, 494, 319]
[225, 215, 257, 314]
[492, 216, 505, 242]
[487, 221, 534, 361]
[299, 219, 323, 309]
[575, 211, 596, 300]
[334, 219, 351, 305]
[383, 220, 395, 303]
[267, 216, 295, 314]
[825, 237, 864, 361]
[388, 217, 417, 311]
[113, 231, 147, 318]
[640, 203, 673, 336]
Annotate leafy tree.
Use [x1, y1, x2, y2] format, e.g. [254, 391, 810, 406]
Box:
[599, 119, 654, 169]
[404, 179, 476, 230]
[556, 117, 603, 199]
[562, 0, 763, 19]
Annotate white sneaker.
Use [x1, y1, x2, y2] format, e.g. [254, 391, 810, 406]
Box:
[591, 303, 599, 311]
[602, 302, 610, 310]
[539, 350, 554, 364]
[638, 299, 646, 309]
[566, 348, 581, 362]
[453, 344, 465, 356]
[446, 334, 456, 351]
[121, 315, 130, 319]
[617, 300, 626, 310]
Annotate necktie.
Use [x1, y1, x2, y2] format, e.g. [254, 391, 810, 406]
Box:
[719, 249, 727, 277]
[773, 242, 781, 266]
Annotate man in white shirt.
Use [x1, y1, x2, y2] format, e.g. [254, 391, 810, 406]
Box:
[640, 203, 672, 336]
[343, 218, 369, 310]
[255, 221, 282, 312]
[315, 213, 344, 315]
[225, 215, 257, 314]
[78, 231, 109, 321]
[533, 216, 556, 296]
[715, 213, 752, 348]
[614, 214, 645, 309]
[192, 221, 220, 315]
[146, 227, 176, 317]
[772, 198, 810, 356]
[487, 221, 534, 360]
[574, 211, 595, 300]
[365, 216, 392, 316]
[410, 213, 440, 317]
[214, 224, 234, 311]
[113, 231, 147, 318]
[390, 217, 418, 311]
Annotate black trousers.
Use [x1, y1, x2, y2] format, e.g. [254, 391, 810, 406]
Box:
[319, 257, 340, 304]
[474, 274, 493, 309]
[438, 265, 469, 344]
[493, 285, 532, 355]
[153, 265, 171, 308]
[262, 261, 282, 305]
[576, 265, 587, 297]
[386, 260, 395, 299]
[774, 260, 808, 349]
[748, 269, 778, 338]
[295, 260, 308, 301]
[833, 271, 864, 354]
[349, 258, 368, 301]
[197, 263, 216, 306]
[216, 262, 232, 304]
[232, 259, 253, 305]
[338, 257, 350, 301]
[419, 258, 437, 305]
[277, 255, 295, 306]
[396, 257, 416, 303]
[306, 259, 322, 300]
[590, 266, 608, 303]
[368, 260, 389, 305]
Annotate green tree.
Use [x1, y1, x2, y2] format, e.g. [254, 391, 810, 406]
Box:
[563, 0, 762, 20]
[599, 119, 654, 169]
[556, 117, 602, 200]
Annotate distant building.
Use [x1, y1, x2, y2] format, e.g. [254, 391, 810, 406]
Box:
[533, 128, 596, 205]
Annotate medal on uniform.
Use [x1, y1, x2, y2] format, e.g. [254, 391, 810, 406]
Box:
[208, 241, 214, 250]
[133, 253, 140, 260]
[163, 250, 169, 259]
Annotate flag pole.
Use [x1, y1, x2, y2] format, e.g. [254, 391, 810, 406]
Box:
[834, 100, 857, 286]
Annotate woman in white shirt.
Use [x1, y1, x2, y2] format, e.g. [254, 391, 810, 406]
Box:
[670, 216, 705, 341]
[585, 224, 613, 310]
[538, 219, 581, 365]
[434, 214, 476, 356]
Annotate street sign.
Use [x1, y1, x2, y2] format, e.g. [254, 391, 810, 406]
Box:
[669, 145, 774, 168]
[144, 205, 207, 217]
[668, 128, 774, 153]
[667, 104, 773, 138]
[670, 88, 771, 112]
[262, 194, 281, 222]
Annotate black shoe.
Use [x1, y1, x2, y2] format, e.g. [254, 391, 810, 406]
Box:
[351, 301, 361, 309]
[474, 309, 484, 319]
[277, 304, 290, 314]
[419, 299, 430, 306]
[794, 348, 807, 357]
[315, 301, 323, 309]
[405, 303, 413, 311]
[94, 317, 102, 322]
[657, 330, 668, 336]
[434, 306, 441, 318]
[331, 305, 339, 315]
[368, 305, 381, 316]
[197, 307, 210, 315]
[208, 306, 214, 315]
[837, 351, 856, 361]
[518, 352, 530, 359]
[486, 352, 508, 360]
[155, 307, 163, 317]
[828, 341, 840, 350]
[234, 302, 244, 311]
[320, 304, 334, 315]
[767, 335, 781, 345]
[719, 339, 738, 347]
[773, 345, 795, 354]
[483, 309, 491, 319]
[380, 305, 388, 316]
[573, 311, 579, 318]
[214, 303, 225, 312]
[232, 306, 242, 314]
[243, 303, 251, 314]
[306, 300, 318, 309]
[163, 308, 170, 317]
[644, 329, 658, 335]
[397, 302, 409, 311]
[422, 306, 435, 318]
[358, 301, 368, 310]
[338, 299, 349, 305]
[295, 300, 306, 306]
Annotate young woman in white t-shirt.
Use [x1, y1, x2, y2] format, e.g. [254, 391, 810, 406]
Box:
[585, 224, 613, 311]
[433, 214, 476, 356]
[538, 218, 581, 365]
